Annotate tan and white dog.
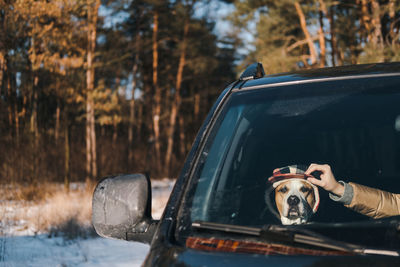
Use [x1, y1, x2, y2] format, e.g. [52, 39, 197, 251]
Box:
[267, 165, 320, 225]
[273, 179, 319, 225]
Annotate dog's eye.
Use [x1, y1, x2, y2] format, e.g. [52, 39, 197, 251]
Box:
[278, 186, 288, 193]
[300, 186, 311, 193]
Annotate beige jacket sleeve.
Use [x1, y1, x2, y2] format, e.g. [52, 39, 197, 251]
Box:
[345, 182, 400, 219]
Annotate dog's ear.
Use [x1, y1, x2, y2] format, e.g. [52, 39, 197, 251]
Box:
[265, 186, 281, 220]
[309, 183, 320, 213]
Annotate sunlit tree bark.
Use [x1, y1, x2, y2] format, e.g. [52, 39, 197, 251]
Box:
[165, 21, 189, 174]
[152, 10, 161, 170]
[86, 0, 100, 183]
[294, 2, 318, 66]
[318, 0, 327, 67]
[30, 75, 39, 143]
[371, 0, 383, 50]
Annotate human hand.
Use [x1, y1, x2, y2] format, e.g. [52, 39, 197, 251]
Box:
[305, 163, 344, 197]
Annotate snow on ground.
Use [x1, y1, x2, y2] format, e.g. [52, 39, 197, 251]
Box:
[1, 235, 149, 267]
[0, 178, 175, 267]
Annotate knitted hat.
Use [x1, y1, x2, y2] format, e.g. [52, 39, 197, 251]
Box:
[268, 165, 320, 213]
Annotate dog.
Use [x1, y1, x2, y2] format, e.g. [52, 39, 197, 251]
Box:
[267, 165, 320, 225]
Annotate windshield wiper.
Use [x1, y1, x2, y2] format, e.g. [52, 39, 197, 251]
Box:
[192, 221, 400, 256]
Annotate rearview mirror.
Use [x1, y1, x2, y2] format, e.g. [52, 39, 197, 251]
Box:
[92, 174, 158, 244]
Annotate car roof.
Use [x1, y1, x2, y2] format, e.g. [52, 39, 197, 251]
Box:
[236, 62, 400, 91]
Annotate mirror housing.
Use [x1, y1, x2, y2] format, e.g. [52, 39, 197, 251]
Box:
[92, 173, 158, 244]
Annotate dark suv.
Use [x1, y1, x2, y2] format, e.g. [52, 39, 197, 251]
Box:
[92, 63, 400, 266]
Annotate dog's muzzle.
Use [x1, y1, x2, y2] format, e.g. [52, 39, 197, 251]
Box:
[287, 195, 300, 206]
[286, 195, 301, 217]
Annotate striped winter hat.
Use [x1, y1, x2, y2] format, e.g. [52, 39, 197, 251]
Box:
[268, 164, 320, 213]
[267, 165, 313, 184]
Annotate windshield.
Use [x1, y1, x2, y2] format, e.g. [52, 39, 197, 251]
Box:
[177, 75, 400, 251]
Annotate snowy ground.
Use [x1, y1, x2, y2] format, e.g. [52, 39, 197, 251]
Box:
[1, 235, 149, 267]
[0, 179, 175, 267]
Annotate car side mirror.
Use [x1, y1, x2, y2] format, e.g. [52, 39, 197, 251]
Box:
[92, 173, 158, 244]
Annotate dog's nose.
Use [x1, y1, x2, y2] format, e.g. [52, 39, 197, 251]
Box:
[287, 195, 300, 206]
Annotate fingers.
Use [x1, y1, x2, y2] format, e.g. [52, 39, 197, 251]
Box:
[305, 163, 331, 175]
[306, 163, 338, 192]
[305, 164, 318, 175]
[307, 177, 324, 187]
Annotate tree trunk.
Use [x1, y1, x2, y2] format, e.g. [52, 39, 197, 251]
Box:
[318, 0, 327, 67]
[30, 33, 40, 181]
[64, 121, 70, 193]
[152, 11, 161, 171]
[194, 92, 200, 120]
[389, 0, 396, 46]
[113, 119, 118, 144]
[328, 6, 338, 66]
[389, 0, 395, 20]
[1, 17, 13, 135]
[85, 96, 93, 182]
[294, 2, 318, 66]
[31, 76, 39, 143]
[128, 34, 140, 164]
[113, 76, 121, 146]
[0, 53, 5, 124]
[7, 65, 13, 135]
[0, 52, 3, 93]
[55, 98, 60, 144]
[137, 100, 143, 140]
[179, 115, 186, 158]
[86, 0, 100, 184]
[360, 0, 371, 41]
[128, 94, 135, 164]
[7, 69, 18, 141]
[90, 93, 97, 179]
[9, 63, 19, 144]
[165, 21, 189, 174]
[370, 0, 383, 52]
[14, 99, 19, 145]
[21, 94, 27, 124]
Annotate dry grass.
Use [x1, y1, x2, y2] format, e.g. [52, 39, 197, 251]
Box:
[0, 183, 94, 238]
[0, 182, 60, 202]
[39, 189, 94, 238]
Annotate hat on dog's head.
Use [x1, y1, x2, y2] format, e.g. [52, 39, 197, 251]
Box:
[268, 165, 320, 213]
[268, 165, 313, 183]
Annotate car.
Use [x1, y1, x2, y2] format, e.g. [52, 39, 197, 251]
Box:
[92, 62, 400, 266]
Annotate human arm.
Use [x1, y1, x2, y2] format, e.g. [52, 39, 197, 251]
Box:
[346, 182, 400, 219]
[305, 163, 400, 219]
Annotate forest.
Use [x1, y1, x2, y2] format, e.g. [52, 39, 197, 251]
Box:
[1, 0, 400, 188]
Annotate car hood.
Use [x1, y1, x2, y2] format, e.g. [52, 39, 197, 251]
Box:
[144, 245, 400, 267]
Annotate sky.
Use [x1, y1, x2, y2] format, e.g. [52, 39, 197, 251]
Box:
[100, 0, 255, 47]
